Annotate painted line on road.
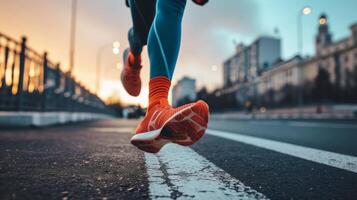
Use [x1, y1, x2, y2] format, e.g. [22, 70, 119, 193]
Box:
[145, 144, 268, 200]
[288, 122, 357, 129]
[248, 121, 357, 129]
[207, 129, 357, 173]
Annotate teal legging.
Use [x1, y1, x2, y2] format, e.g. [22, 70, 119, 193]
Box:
[148, 0, 187, 80]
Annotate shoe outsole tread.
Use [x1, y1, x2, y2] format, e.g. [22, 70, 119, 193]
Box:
[130, 100, 209, 153]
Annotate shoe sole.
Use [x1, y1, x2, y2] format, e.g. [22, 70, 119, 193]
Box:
[130, 101, 209, 153]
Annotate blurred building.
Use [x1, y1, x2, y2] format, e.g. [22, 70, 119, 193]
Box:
[256, 56, 302, 103]
[172, 77, 196, 107]
[223, 36, 281, 86]
[220, 14, 357, 108]
[302, 14, 357, 88]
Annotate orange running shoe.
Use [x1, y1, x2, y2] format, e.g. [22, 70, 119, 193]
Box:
[121, 48, 142, 96]
[131, 99, 209, 153]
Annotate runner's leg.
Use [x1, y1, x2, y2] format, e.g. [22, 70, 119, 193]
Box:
[147, 0, 187, 79]
[127, 0, 156, 55]
[121, 0, 156, 97]
[131, 0, 209, 153]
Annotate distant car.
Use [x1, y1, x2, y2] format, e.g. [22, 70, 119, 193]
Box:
[122, 106, 145, 119]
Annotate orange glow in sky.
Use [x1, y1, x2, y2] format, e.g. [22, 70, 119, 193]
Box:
[0, 0, 224, 107]
[0, 0, 223, 106]
[2, 0, 356, 106]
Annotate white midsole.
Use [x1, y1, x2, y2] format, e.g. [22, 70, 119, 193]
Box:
[130, 104, 196, 142]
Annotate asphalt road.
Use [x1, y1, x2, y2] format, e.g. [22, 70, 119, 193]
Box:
[0, 120, 149, 200]
[1, 119, 357, 199]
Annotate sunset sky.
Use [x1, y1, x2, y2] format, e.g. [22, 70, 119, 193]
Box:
[1, 0, 356, 106]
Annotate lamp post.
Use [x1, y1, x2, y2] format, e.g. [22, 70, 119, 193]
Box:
[69, 0, 77, 73]
[297, 6, 312, 114]
[297, 6, 312, 56]
[96, 41, 120, 94]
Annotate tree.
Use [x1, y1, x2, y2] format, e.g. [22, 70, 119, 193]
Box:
[313, 67, 333, 103]
[106, 92, 123, 117]
[196, 87, 239, 112]
[176, 96, 192, 107]
[348, 66, 357, 102]
[196, 87, 208, 100]
[280, 84, 294, 106]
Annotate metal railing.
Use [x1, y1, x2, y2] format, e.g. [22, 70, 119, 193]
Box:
[0, 32, 113, 114]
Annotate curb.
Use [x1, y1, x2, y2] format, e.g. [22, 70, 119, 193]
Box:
[0, 112, 114, 127]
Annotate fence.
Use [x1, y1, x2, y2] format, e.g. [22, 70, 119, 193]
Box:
[0, 32, 113, 115]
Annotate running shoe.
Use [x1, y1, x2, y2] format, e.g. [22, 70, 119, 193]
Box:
[131, 99, 209, 153]
[121, 48, 142, 97]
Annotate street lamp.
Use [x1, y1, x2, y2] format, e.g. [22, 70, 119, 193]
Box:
[112, 41, 120, 55]
[297, 6, 312, 55]
[297, 6, 312, 115]
[96, 41, 120, 94]
[69, 0, 78, 73]
[302, 7, 312, 15]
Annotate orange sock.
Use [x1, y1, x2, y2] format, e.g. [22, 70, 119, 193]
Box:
[148, 76, 171, 111]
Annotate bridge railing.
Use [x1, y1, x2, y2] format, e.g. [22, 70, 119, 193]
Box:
[0, 32, 113, 114]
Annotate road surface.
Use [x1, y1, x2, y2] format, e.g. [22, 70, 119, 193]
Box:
[1, 119, 357, 199]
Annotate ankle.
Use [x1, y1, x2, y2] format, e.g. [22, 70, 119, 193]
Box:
[148, 76, 171, 111]
[129, 52, 141, 67]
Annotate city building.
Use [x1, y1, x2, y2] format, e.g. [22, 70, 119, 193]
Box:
[223, 36, 281, 86]
[304, 14, 357, 88]
[220, 14, 357, 108]
[257, 56, 302, 101]
[172, 77, 196, 107]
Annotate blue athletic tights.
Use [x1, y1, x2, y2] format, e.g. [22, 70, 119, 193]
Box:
[147, 0, 187, 80]
[128, 0, 187, 80]
[127, 0, 187, 80]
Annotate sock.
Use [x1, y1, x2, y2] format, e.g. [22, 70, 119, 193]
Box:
[148, 76, 171, 111]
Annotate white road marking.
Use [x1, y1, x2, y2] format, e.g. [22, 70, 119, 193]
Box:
[288, 122, 357, 129]
[248, 121, 284, 126]
[145, 144, 268, 200]
[207, 129, 357, 173]
[248, 121, 357, 129]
